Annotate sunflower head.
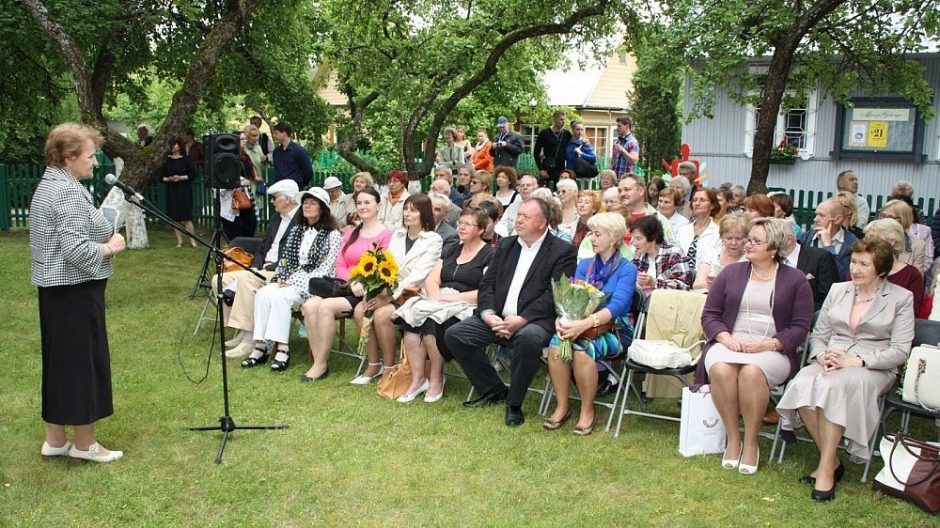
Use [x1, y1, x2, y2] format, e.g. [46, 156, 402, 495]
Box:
[378, 261, 397, 285]
[359, 254, 378, 277]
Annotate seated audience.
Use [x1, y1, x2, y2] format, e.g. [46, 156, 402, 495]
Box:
[545, 213, 637, 435]
[744, 194, 775, 221]
[445, 199, 577, 427]
[378, 170, 411, 229]
[631, 215, 692, 293]
[428, 178, 461, 226]
[353, 194, 443, 384]
[602, 187, 620, 211]
[677, 188, 721, 269]
[469, 170, 494, 199]
[693, 214, 748, 293]
[428, 192, 459, 255]
[300, 188, 393, 381]
[697, 217, 813, 476]
[556, 179, 580, 240]
[598, 169, 617, 192]
[392, 207, 495, 402]
[494, 166, 519, 207]
[646, 176, 666, 204]
[864, 219, 925, 314]
[658, 187, 690, 235]
[832, 191, 863, 240]
[344, 172, 374, 225]
[780, 221, 839, 311]
[573, 190, 601, 248]
[777, 238, 914, 501]
[243, 188, 342, 371]
[221, 180, 300, 359]
[798, 199, 858, 280]
[768, 191, 802, 236]
[714, 186, 733, 220]
[878, 199, 928, 275]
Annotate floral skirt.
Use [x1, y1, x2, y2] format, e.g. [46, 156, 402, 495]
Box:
[549, 316, 633, 360]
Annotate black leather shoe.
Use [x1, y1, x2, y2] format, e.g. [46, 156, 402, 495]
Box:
[800, 461, 845, 486]
[597, 380, 618, 398]
[463, 388, 508, 409]
[505, 405, 525, 427]
[811, 484, 836, 502]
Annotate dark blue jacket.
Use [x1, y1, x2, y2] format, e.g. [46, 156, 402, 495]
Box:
[797, 227, 858, 280]
[272, 140, 313, 188]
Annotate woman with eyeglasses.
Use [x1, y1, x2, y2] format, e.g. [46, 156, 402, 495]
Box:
[392, 207, 495, 402]
[468, 170, 493, 199]
[556, 178, 580, 240]
[697, 217, 813, 476]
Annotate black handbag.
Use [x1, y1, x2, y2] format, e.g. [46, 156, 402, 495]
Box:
[573, 156, 598, 179]
[309, 277, 350, 298]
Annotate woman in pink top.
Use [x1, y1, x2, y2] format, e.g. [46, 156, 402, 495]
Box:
[300, 188, 393, 381]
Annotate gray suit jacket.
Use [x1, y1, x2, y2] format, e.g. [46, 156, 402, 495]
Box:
[435, 221, 459, 256]
[809, 281, 914, 373]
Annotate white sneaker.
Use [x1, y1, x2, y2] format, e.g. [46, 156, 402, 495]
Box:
[68, 442, 123, 463]
[224, 330, 248, 348]
[41, 440, 72, 457]
[225, 341, 254, 360]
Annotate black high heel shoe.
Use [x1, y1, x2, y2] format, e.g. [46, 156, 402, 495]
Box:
[811, 482, 836, 502]
[799, 460, 845, 486]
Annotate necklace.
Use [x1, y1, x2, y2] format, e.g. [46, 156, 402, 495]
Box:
[854, 283, 878, 304]
[743, 277, 776, 341]
[750, 263, 778, 282]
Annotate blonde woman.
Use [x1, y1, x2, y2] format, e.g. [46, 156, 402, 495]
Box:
[878, 199, 930, 275]
[864, 219, 925, 313]
[693, 214, 748, 293]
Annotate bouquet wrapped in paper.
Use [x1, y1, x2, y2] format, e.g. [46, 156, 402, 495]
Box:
[551, 274, 608, 361]
[349, 243, 399, 356]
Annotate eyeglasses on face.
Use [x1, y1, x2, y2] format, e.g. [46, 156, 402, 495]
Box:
[743, 238, 768, 246]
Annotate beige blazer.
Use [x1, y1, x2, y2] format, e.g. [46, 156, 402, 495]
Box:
[808, 280, 915, 372]
[387, 228, 443, 299]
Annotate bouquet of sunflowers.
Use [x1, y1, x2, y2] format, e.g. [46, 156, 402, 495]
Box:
[349, 243, 399, 356]
[551, 274, 608, 361]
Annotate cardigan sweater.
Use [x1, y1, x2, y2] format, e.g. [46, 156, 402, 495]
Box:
[695, 261, 814, 386]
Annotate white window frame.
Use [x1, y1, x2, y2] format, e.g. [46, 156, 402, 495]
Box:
[743, 66, 818, 160]
[520, 124, 540, 154]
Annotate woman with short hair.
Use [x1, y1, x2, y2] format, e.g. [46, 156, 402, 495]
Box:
[573, 190, 601, 248]
[698, 217, 813, 476]
[777, 238, 914, 501]
[863, 219, 924, 313]
[493, 165, 519, 207]
[693, 214, 748, 293]
[31, 123, 127, 462]
[878, 199, 929, 275]
[657, 187, 689, 234]
[631, 215, 692, 293]
[556, 178, 580, 240]
[378, 170, 411, 229]
[545, 212, 637, 435]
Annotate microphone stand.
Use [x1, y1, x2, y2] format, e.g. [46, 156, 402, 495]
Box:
[114, 186, 287, 464]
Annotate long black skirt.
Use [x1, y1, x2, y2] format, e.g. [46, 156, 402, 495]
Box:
[38, 279, 114, 425]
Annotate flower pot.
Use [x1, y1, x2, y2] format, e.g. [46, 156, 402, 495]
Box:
[769, 157, 797, 165]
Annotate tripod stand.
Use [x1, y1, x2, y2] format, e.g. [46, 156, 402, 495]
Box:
[189, 197, 223, 300]
[115, 186, 287, 463]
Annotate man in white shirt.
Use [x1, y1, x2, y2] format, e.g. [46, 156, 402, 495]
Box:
[445, 199, 577, 427]
[498, 174, 538, 236]
[797, 198, 858, 280]
[217, 179, 301, 358]
[836, 169, 869, 228]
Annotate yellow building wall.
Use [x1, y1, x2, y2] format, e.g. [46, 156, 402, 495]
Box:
[585, 51, 636, 109]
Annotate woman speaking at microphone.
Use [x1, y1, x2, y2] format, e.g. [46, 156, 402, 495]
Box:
[30, 123, 126, 463]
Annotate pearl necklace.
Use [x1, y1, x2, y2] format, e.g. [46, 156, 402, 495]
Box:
[744, 264, 777, 341]
[854, 283, 879, 304]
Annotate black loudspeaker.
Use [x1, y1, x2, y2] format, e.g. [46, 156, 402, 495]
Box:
[204, 133, 241, 189]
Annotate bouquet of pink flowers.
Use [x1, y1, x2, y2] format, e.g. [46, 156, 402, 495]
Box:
[552, 274, 608, 361]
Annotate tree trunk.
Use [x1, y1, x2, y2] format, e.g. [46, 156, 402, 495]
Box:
[747, 0, 847, 195]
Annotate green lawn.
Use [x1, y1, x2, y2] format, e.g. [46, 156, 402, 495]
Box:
[0, 228, 936, 527]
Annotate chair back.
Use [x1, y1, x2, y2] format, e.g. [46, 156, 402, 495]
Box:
[913, 319, 940, 348]
[630, 289, 648, 340]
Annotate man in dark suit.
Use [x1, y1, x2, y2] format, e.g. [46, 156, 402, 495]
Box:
[215, 179, 301, 359]
[782, 222, 839, 311]
[429, 192, 459, 255]
[445, 198, 577, 427]
[797, 199, 858, 280]
[489, 116, 525, 168]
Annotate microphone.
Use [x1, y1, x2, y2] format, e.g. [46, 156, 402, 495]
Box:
[104, 173, 144, 202]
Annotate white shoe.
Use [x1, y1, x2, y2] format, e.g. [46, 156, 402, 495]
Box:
[41, 440, 72, 457]
[225, 341, 254, 360]
[350, 364, 385, 385]
[397, 379, 430, 403]
[68, 442, 123, 463]
[424, 377, 446, 403]
[739, 448, 760, 475]
[224, 330, 248, 348]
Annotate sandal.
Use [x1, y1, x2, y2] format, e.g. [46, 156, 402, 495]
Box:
[241, 347, 269, 368]
[270, 350, 290, 372]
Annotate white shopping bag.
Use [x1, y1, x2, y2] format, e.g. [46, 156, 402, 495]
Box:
[679, 385, 726, 457]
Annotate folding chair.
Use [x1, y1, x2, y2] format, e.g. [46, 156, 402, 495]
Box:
[537, 290, 647, 420]
[609, 289, 707, 437]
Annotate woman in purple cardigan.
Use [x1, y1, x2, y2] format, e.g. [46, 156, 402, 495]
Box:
[697, 217, 813, 476]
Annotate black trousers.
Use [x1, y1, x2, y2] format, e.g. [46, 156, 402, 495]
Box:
[444, 316, 551, 407]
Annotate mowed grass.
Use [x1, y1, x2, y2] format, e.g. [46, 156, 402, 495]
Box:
[0, 227, 936, 527]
